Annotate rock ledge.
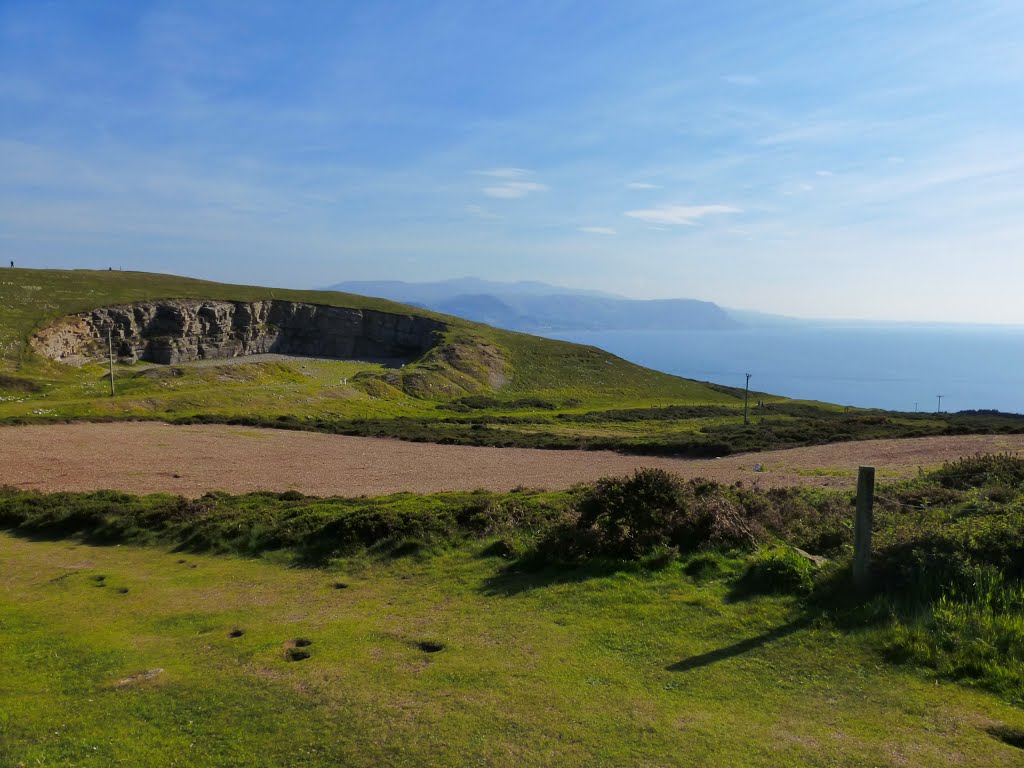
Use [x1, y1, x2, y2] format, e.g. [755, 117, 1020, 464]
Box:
[33, 299, 446, 366]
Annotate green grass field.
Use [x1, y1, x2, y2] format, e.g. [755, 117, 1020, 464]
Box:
[4, 453, 1024, 765]
[3, 534, 1023, 768]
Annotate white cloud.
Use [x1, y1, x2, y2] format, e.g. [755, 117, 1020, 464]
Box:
[723, 74, 759, 86]
[473, 167, 532, 178]
[755, 120, 864, 146]
[465, 204, 498, 219]
[815, 170, 834, 177]
[626, 181, 660, 190]
[579, 226, 616, 235]
[624, 204, 740, 226]
[483, 181, 548, 199]
[781, 181, 814, 195]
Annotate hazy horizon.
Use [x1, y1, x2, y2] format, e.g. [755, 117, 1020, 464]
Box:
[3, 2, 1023, 323]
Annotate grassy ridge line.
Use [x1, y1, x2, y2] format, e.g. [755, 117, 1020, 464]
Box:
[0, 267, 741, 407]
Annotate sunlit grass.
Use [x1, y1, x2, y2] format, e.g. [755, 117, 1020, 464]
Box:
[2, 534, 1023, 767]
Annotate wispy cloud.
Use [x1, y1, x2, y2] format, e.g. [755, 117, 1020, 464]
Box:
[624, 204, 740, 226]
[723, 74, 759, 86]
[579, 226, 616, 235]
[754, 118, 889, 147]
[465, 203, 498, 218]
[779, 181, 814, 195]
[626, 181, 659, 190]
[473, 167, 532, 179]
[483, 181, 548, 199]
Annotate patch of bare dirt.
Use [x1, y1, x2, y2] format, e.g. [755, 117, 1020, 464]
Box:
[2, 423, 1023, 497]
[113, 668, 163, 688]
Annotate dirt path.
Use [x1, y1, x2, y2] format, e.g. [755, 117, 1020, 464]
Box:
[2, 423, 1022, 498]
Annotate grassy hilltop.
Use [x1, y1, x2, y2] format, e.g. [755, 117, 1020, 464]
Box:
[1, 267, 1022, 453]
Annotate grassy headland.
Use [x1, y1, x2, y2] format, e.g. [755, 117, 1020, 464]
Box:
[2, 267, 1023, 455]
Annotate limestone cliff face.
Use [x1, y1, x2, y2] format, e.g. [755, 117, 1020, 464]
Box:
[33, 299, 447, 365]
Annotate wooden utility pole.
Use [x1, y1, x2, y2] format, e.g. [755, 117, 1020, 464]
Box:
[743, 373, 752, 425]
[853, 466, 875, 589]
[108, 327, 115, 397]
[936, 394, 943, 413]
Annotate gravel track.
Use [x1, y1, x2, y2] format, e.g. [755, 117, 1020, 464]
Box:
[2, 422, 1023, 498]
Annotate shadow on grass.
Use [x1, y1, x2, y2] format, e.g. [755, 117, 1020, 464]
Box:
[665, 615, 815, 672]
[0, 523, 130, 549]
[479, 558, 635, 596]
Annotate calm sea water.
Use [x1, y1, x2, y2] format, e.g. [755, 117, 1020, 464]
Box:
[547, 325, 1024, 414]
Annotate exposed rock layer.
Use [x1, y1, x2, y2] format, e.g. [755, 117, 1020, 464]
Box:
[33, 300, 446, 366]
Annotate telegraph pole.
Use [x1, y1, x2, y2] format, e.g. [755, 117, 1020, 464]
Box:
[743, 373, 752, 425]
[913, 402, 918, 413]
[108, 327, 115, 397]
[936, 394, 943, 414]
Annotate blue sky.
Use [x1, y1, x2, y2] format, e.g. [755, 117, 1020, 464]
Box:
[2, 1, 1023, 322]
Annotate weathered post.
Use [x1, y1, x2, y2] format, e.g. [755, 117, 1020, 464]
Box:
[853, 466, 875, 589]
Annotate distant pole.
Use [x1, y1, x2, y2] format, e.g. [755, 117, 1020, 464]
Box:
[853, 466, 875, 589]
[914, 402, 918, 413]
[936, 394, 943, 414]
[743, 373, 752, 425]
[108, 327, 115, 397]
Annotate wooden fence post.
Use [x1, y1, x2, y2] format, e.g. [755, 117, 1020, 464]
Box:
[853, 466, 875, 589]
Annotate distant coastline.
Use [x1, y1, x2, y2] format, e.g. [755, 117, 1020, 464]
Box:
[546, 325, 1024, 414]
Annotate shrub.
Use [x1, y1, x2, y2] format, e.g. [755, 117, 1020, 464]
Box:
[539, 469, 761, 562]
[735, 547, 817, 596]
[930, 453, 1024, 490]
[886, 565, 1024, 703]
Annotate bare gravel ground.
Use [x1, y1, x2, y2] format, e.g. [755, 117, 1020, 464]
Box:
[2, 422, 1024, 498]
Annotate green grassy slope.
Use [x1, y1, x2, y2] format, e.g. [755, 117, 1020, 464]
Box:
[0, 267, 742, 404]
[3, 533, 1023, 767]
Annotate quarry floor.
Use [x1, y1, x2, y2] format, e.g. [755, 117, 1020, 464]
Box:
[2, 422, 1024, 497]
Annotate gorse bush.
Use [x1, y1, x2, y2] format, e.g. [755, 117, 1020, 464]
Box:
[928, 452, 1024, 490]
[538, 469, 762, 561]
[0, 486, 567, 565]
[871, 495, 1024, 597]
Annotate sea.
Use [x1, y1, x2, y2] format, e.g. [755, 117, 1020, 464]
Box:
[546, 325, 1024, 415]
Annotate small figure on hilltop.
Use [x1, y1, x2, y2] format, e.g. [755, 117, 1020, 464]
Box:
[9, 260, 12, 268]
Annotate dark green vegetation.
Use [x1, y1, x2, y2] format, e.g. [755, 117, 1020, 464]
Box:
[3, 268, 1024, 455]
[4, 456, 1024, 764]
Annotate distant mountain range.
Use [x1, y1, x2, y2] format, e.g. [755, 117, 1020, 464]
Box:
[327, 278, 739, 332]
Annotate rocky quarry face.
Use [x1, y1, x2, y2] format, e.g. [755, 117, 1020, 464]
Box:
[33, 299, 447, 366]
